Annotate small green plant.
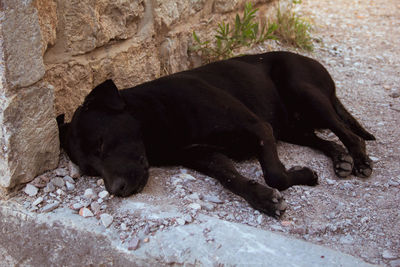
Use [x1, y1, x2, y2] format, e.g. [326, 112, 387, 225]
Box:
[274, 1, 314, 51]
[192, 2, 278, 62]
[191, 1, 314, 63]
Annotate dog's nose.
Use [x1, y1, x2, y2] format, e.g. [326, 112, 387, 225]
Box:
[108, 178, 127, 196]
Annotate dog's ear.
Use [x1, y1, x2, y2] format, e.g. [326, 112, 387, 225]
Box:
[56, 114, 65, 125]
[84, 79, 126, 111]
[56, 114, 69, 149]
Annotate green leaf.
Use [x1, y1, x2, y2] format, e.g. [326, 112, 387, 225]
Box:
[193, 31, 200, 43]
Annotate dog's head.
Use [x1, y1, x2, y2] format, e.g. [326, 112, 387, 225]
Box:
[57, 80, 149, 197]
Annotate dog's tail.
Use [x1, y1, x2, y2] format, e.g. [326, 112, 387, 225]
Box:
[333, 98, 376, 140]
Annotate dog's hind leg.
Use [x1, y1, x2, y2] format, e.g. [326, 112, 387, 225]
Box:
[246, 123, 319, 190]
[294, 83, 373, 178]
[179, 146, 287, 217]
[333, 97, 376, 140]
[280, 130, 354, 178]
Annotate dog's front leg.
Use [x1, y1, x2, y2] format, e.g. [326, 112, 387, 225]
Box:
[248, 123, 319, 190]
[179, 146, 287, 217]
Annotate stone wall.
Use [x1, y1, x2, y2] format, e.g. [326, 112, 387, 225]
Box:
[0, 0, 274, 195]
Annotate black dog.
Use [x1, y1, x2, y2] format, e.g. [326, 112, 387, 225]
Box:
[57, 51, 375, 216]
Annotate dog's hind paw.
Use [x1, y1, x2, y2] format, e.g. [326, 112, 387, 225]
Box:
[333, 154, 354, 178]
[353, 157, 373, 178]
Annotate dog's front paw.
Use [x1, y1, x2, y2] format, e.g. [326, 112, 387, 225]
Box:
[246, 181, 287, 218]
[333, 154, 354, 178]
[288, 166, 319, 187]
[353, 157, 373, 178]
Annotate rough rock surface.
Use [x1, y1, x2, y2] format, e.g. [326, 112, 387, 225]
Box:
[41, 0, 277, 121]
[0, 83, 59, 188]
[33, 0, 58, 55]
[0, 0, 59, 191]
[58, 0, 145, 55]
[1, 0, 45, 89]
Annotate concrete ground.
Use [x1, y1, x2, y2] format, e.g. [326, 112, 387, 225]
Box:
[0, 199, 375, 266]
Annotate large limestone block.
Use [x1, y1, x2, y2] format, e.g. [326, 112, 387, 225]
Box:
[1, 0, 45, 89]
[33, 0, 58, 55]
[45, 41, 160, 120]
[59, 0, 145, 55]
[213, 0, 274, 14]
[44, 62, 94, 121]
[154, 0, 188, 29]
[213, 0, 240, 13]
[160, 35, 191, 74]
[153, 0, 207, 30]
[111, 43, 161, 89]
[0, 83, 59, 189]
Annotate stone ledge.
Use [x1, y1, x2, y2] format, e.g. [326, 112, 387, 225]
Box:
[0, 198, 376, 267]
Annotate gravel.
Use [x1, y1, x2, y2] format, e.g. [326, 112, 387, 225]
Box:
[11, 0, 400, 265]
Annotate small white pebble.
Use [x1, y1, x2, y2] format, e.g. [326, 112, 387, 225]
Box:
[55, 168, 68, 177]
[84, 188, 96, 200]
[41, 202, 60, 213]
[63, 175, 75, 184]
[52, 177, 65, 188]
[184, 214, 193, 223]
[24, 184, 39, 197]
[201, 202, 215, 211]
[56, 189, 65, 195]
[79, 207, 94, 217]
[382, 250, 397, 259]
[187, 193, 200, 200]
[179, 173, 196, 181]
[71, 203, 84, 210]
[90, 202, 101, 214]
[65, 181, 75, 191]
[98, 190, 109, 199]
[326, 178, 336, 185]
[97, 179, 104, 186]
[32, 197, 44, 206]
[100, 213, 113, 228]
[203, 195, 224, 204]
[128, 237, 140, 251]
[188, 203, 201, 210]
[68, 161, 80, 178]
[120, 223, 127, 231]
[370, 156, 379, 162]
[257, 215, 263, 224]
[43, 182, 55, 193]
[176, 218, 186, 225]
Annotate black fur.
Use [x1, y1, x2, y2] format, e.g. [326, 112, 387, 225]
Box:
[57, 51, 375, 216]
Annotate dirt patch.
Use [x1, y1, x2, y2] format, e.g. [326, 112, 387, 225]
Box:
[14, 0, 400, 266]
